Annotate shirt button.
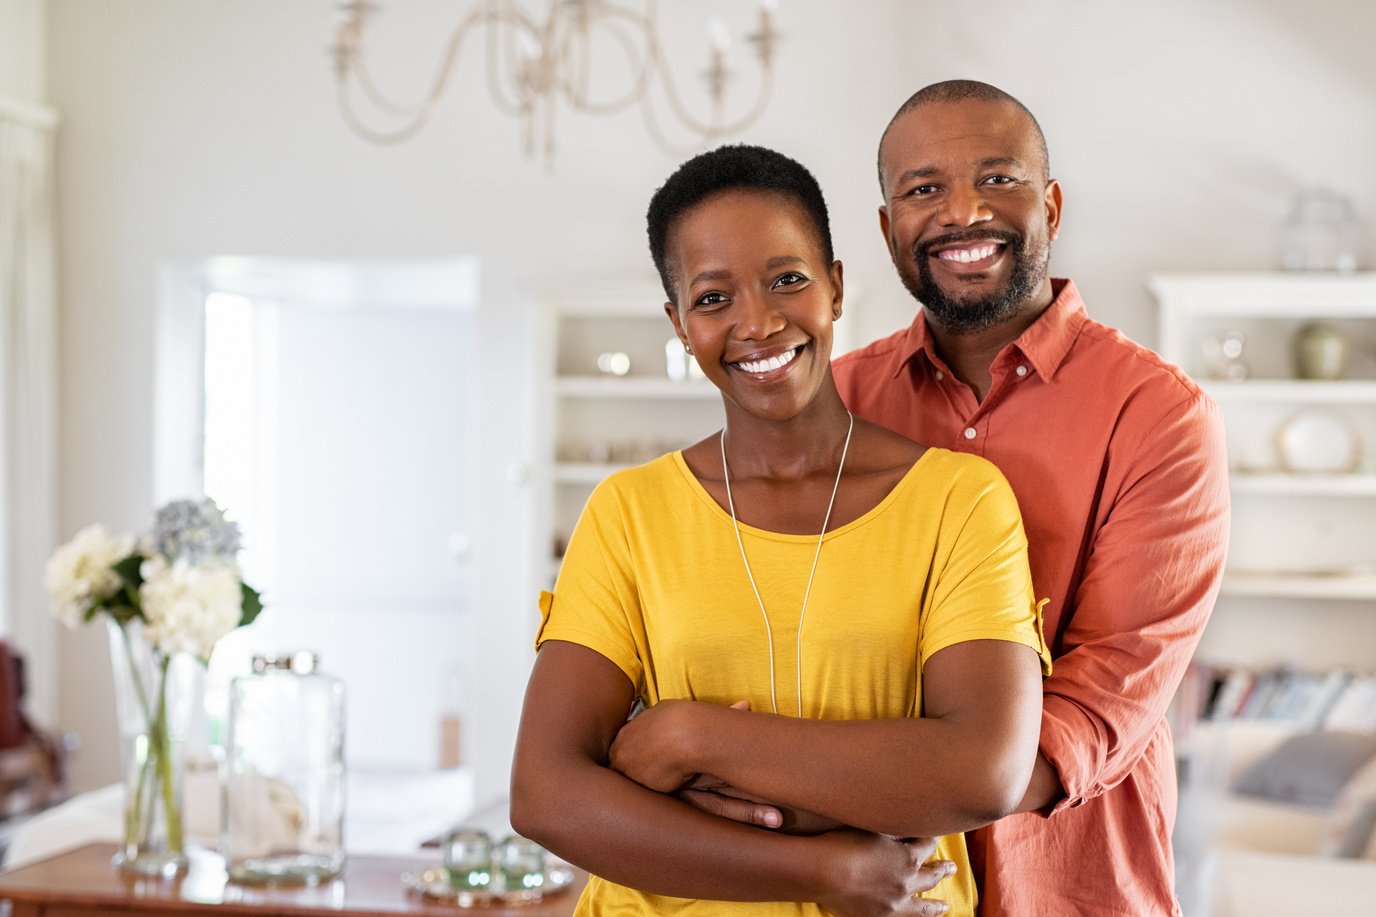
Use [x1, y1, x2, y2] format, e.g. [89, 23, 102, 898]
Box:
[1015, 365, 1028, 377]
[963, 427, 977, 440]
[935, 370, 945, 380]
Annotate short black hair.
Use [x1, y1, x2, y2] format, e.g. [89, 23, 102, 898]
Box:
[876, 80, 1050, 189]
[647, 144, 833, 304]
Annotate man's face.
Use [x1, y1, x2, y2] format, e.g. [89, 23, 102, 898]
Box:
[877, 99, 1062, 333]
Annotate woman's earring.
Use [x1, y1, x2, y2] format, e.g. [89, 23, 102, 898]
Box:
[684, 343, 693, 355]
[833, 308, 841, 320]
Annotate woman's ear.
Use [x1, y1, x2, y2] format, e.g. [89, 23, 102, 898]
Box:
[663, 301, 688, 350]
[828, 260, 845, 321]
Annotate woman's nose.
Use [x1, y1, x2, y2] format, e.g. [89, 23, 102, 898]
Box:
[733, 290, 786, 341]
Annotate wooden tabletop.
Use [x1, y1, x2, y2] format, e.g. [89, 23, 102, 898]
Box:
[0, 843, 586, 917]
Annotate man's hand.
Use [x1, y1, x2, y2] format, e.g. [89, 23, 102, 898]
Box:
[609, 698, 702, 792]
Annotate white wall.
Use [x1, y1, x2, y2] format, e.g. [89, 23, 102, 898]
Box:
[37, 0, 1376, 794]
[0, 0, 45, 101]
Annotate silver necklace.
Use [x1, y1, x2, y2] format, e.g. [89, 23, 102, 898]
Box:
[720, 411, 854, 717]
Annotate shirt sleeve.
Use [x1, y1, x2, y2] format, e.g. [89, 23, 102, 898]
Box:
[1038, 391, 1230, 814]
[535, 479, 645, 692]
[921, 460, 1053, 675]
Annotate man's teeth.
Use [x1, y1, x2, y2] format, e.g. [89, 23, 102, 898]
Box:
[937, 243, 1000, 263]
[736, 347, 799, 374]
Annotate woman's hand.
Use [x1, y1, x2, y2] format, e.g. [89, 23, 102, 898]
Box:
[812, 831, 954, 917]
[677, 774, 843, 835]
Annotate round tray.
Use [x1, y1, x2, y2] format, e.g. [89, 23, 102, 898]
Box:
[401, 864, 576, 907]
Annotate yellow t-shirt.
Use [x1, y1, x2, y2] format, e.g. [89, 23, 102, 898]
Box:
[537, 447, 1051, 917]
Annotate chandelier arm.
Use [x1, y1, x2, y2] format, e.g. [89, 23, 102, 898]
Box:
[336, 5, 492, 142]
[559, 8, 657, 115]
[652, 41, 776, 141]
[335, 77, 437, 145]
[637, 78, 725, 159]
[485, 2, 541, 117]
[345, 4, 486, 118]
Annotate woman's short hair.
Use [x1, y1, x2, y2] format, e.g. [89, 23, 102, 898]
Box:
[646, 144, 833, 303]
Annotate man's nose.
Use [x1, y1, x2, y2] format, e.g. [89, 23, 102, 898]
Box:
[937, 184, 993, 228]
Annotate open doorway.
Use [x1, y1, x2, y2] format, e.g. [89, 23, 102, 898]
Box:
[155, 257, 481, 772]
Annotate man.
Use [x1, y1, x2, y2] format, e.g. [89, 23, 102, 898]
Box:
[832, 80, 1230, 914]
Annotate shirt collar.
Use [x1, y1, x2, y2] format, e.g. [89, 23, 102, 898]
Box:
[892, 278, 1087, 382]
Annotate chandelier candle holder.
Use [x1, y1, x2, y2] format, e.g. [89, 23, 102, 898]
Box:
[330, 0, 782, 165]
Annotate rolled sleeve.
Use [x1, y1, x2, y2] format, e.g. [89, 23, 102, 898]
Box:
[1039, 392, 1230, 814]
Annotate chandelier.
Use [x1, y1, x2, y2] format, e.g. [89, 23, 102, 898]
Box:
[330, 0, 782, 166]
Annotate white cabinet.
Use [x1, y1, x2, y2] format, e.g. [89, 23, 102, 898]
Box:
[1150, 272, 1376, 669]
[539, 288, 724, 583]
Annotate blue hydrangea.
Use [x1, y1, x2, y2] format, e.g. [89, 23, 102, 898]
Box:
[150, 498, 242, 564]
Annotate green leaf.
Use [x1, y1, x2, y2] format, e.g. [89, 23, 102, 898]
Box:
[239, 583, 263, 628]
[112, 553, 144, 590]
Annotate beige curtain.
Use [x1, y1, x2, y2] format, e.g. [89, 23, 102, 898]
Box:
[0, 100, 58, 723]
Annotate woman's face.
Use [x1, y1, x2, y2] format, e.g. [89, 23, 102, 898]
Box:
[663, 189, 843, 424]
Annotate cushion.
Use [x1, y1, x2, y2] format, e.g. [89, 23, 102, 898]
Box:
[1233, 730, 1376, 808]
[1320, 753, 1376, 858]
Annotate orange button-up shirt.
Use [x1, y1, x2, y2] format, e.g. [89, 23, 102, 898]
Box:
[833, 279, 1230, 916]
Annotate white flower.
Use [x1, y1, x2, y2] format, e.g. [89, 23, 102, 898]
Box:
[138, 556, 243, 659]
[45, 525, 136, 627]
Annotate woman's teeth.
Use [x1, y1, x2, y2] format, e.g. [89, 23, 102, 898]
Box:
[736, 347, 799, 374]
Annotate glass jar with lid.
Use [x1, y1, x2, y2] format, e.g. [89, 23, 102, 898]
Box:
[222, 650, 346, 884]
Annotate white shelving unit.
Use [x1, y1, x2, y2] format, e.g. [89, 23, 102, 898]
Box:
[1150, 272, 1376, 669]
[538, 287, 725, 585]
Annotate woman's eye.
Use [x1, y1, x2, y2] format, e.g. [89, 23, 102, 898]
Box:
[693, 291, 728, 308]
[772, 272, 808, 289]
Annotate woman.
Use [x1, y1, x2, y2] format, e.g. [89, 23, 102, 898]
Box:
[510, 144, 1050, 917]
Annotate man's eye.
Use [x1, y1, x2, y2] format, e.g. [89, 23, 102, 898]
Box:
[772, 272, 807, 289]
[908, 184, 939, 196]
[983, 175, 1016, 185]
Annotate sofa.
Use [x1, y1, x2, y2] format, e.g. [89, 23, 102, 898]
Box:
[1174, 720, 1376, 917]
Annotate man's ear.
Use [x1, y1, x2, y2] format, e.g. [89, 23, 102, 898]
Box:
[878, 205, 898, 259]
[1043, 178, 1063, 242]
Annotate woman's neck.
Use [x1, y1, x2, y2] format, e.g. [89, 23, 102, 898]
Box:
[719, 392, 853, 483]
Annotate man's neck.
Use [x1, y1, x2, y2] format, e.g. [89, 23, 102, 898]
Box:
[926, 288, 1056, 402]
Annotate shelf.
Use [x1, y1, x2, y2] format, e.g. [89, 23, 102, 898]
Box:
[555, 376, 720, 399]
[1202, 380, 1376, 403]
[1230, 472, 1376, 496]
[1147, 273, 1376, 316]
[1221, 571, 1376, 600]
[554, 463, 624, 484]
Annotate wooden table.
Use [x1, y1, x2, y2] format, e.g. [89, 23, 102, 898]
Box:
[0, 843, 586, 917]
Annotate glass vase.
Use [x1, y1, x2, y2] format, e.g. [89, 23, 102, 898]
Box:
[106, 618, 201, 876]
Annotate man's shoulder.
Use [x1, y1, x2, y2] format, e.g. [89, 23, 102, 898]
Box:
[1071, 314, 1210, 408]
[832, 325, 914, 395]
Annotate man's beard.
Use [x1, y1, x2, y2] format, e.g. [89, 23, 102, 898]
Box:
[897, 229, 1049, 334]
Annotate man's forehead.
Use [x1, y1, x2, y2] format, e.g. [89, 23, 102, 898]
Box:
[880, 99, 1042, 176]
